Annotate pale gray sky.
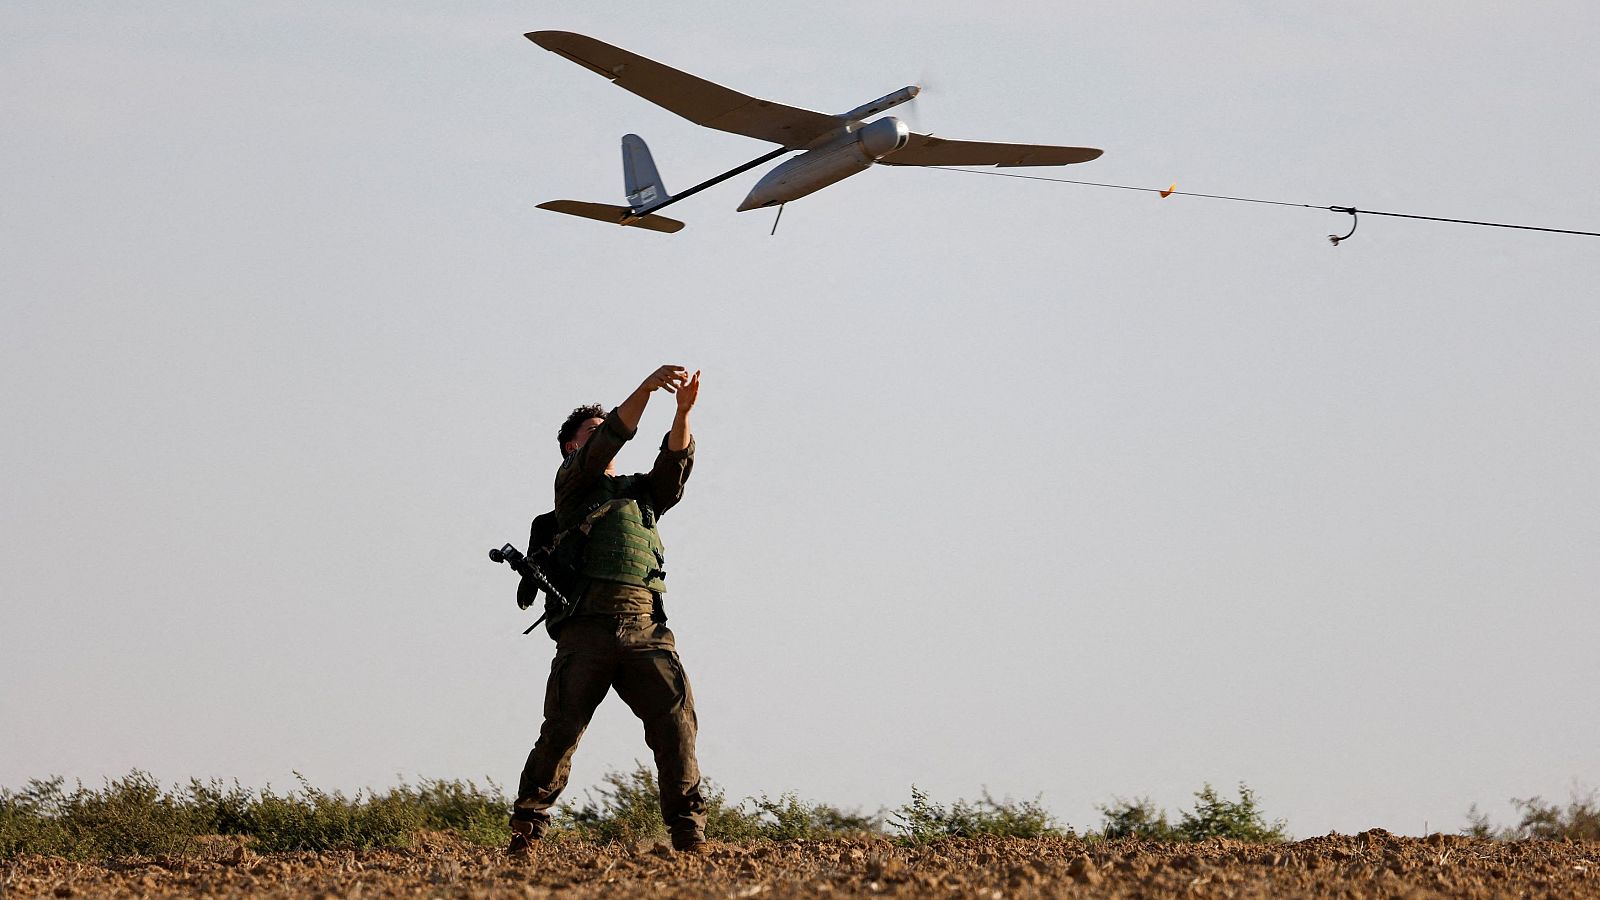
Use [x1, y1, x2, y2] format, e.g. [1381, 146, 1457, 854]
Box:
[3, 2, 1597, 838]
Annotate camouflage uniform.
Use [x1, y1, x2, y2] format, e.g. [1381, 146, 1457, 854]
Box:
[512, 408, 705, 846]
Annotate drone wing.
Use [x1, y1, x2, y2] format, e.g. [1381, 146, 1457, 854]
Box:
[527, 31, 844, 149]
[880, 133, 1103, 167]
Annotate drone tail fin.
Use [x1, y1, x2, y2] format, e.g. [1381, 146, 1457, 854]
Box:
[532, 134, 686, 233]
[622, 134, 669, 211]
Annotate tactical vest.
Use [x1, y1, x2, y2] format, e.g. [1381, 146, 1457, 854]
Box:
[575, 475, 667, 593]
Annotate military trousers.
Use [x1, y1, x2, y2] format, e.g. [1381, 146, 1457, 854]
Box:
[512, 614, 705, 841]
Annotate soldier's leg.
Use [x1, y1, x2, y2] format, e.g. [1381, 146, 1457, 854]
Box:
[612, 629, 705, 845]
[512, 648, 615, 835]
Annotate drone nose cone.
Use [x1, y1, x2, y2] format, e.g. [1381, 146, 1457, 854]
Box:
[739, 163, 793, 212]
[736, 191, 774, 213]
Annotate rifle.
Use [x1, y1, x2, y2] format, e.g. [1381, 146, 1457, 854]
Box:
[488, 544, 575, 635]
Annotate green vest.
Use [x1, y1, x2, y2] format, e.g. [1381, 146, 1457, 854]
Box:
[576, 476, 667, 593]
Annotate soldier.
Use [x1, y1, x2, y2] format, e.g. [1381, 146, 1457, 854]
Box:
[509, 364, 707, 855]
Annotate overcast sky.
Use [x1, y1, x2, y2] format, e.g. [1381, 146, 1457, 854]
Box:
[3, 1, 1597, 838]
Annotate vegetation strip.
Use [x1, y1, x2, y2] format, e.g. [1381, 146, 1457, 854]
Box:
[3, 767, 1595, 859]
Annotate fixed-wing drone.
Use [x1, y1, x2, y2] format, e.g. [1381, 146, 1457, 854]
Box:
[527, 31, 1104, 232]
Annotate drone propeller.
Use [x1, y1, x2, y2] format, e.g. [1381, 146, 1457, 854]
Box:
[900, 72, 934, 133]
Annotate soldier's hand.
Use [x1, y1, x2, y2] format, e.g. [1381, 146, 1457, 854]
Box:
[640, 365, 689, 394]
[675, 370, 700, 412]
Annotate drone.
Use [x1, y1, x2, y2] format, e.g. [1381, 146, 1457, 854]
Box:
[526, 31, 1103, 233]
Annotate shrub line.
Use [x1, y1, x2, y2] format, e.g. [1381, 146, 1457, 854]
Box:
[15, 767, 1587, 859]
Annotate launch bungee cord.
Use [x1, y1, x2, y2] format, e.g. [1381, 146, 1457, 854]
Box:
[926, 165, 1600, 245]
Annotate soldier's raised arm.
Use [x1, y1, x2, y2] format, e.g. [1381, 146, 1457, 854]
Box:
[666, 370, 697, 453]
[559, 365, 688, 492]
[647, 370, 698, 514]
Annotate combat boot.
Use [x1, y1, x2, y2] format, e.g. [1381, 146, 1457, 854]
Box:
[506, 818, 539, 857]
[671, 831, 708, 855]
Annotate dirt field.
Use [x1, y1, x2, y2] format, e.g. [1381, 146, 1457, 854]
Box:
[6, 831, 1599, 898]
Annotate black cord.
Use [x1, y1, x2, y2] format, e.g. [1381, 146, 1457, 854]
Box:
[925, 166, 1600, 238]
[1340, 207, 1600, 238]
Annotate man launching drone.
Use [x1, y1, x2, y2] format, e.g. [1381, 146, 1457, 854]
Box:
[508, 365, 706, 855]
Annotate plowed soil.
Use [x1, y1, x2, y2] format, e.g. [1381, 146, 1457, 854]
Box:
[6, 831, 1598, 898]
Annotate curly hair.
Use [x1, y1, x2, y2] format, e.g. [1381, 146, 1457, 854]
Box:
[557, 403, 607, 457]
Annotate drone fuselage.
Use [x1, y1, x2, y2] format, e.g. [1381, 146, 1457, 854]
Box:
[738, 116, 910, 211]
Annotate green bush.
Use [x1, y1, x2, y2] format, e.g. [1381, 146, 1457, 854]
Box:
[1509, 789, 1600, 840]
[553, 765, 882, 843]
[383, 778, 510, 846]
[0, 778, 73, 858]
[753, 793, 881, 840]
[555, 765, 672, 842]
[1464, 786, 1600, 840]
[1096, 783, 1286, 843]
[1097, 796, 1177, 840]
[1176, 783, 1287, 842]
[704, 787, 767, 842]
[0, 772, 516, 857]
[51, 772, 210, 857]
[1, 774, 248, 857]
[0, 772, 269, 858]
[251, 774, 422, 852]
[891, 786, 1063, 844]
[80, 772, 207, 856]
[184, 779, 258, 836]
[554, 763, 770, 842]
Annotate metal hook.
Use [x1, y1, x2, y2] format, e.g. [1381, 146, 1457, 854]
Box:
[1328, 207, 1358, 246]
[770, 203, 785, 236]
